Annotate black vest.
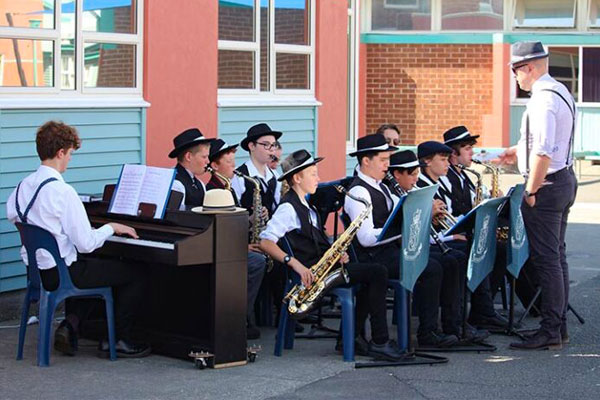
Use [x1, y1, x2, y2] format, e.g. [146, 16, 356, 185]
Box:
[236, 163, 277, 214]
[446, 166, 474, 218]
[281, 190, 330, 268]
[206, 174, 241, 207]
[175, 164, 205, 207]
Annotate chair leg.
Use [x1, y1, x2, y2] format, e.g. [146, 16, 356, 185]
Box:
[104, 295, 117, 361]
[37, 295, 55, 367]
[338, 292, 355, 362]
[16, 291, 32, 360]
[274, 305, 289, 356]
[283, 314, 296, 350]
[394, 288, 409, 352]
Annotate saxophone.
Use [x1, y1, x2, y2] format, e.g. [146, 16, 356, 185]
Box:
[472, 160, 508, 240]
[284, 186, 371, 319]
[458, 164, 484, 206]
[233, 170, 274, 271]
[205, 165, 231, 190]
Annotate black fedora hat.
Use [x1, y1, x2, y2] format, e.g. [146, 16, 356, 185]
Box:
[509, 41, 548, 66]
[417, 141, 453, 160]
[348, 134, 398, 157]
[240, 123, 283, 151]
[389, 150, 427, 170]
[443, 125, 480, 146]
[278, 149, 324, 182]
[209, 139, 238, 163]
[169, 128, 214, 159]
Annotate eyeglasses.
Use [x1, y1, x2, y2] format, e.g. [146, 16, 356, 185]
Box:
[255, 141, 278, 151]
[511, 63, 529, 75]
[386, 138, 401, 146]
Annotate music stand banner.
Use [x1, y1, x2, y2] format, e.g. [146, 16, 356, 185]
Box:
[506, 184, 529, 279]
[400, 185, 437, 292]
[467, 197, 506, 292]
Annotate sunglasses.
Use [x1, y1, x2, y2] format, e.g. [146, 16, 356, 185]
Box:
[511, 63, 529, 75]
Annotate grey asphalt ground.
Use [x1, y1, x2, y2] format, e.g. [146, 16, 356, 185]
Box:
[1, 162, 599, 400]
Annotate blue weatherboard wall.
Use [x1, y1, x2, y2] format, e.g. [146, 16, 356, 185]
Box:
[218, 106, 318, 169]
[0, 108, 145, 292]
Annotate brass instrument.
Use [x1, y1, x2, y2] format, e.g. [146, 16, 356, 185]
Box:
[472, 160, 508, 240]
[284, 186, 371, 319]
[384, 172, 450, 254]
[205, 165, 231, 191]
[233, 170, 274, 271]
[458, 163, 484, 206]
[280, 180, 290, 197]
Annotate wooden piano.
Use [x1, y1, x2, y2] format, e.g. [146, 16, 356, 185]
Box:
[82, 187, 249, 368]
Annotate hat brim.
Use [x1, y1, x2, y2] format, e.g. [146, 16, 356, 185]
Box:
[278, 157, 324, 182]
[388, 161, 427, 170]
[508, 53, 549, 66]
[168, 137, 215, 159]
[209, 143, 239, 162]
[191, 206, 247, 214]
[348, 144, 398, 157]
[444, 134, 480, 146]
[240, 131, 283, 151]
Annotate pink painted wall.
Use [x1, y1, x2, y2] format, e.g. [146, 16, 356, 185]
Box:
[315, 1, 348, 182]
[144, 0, 218, 167]
[482, 42, 511, 147]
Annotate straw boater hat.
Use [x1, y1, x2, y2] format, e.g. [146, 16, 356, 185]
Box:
[191, 189, 246, 214]
[240, 123, 283, 151]
[209, 139, 238, 163]
[348, 134, 398, 157]
[443, 126, 480, 146]
[278, 149, 324, 182]
[169, 128, 214, 159]
[509, 41, 548, 66]
[388, 150, 427, 171]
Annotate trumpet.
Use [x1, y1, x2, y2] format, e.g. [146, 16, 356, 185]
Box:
[205, 165, 231, 191]
[434, 208, 458, 233]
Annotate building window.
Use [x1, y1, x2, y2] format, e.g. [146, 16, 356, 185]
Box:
[582, 47, 600, 102]
[513, 0, 577, 29]
[0, 0, 143, 93]
[371, 0, 432, 31]
[441, 0, 503, 30]
[589, 0, 600, 27]
[218, 0, 315, 94]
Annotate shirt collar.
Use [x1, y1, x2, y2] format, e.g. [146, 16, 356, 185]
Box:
[245, 160, 274, 181]
[531, 73, 552, 93]
[38, 165, 65, 182]
[357, 168, 382, 189]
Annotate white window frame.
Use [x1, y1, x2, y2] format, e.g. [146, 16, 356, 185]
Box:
[588, 0, 600, 27]
[384, 0, 420, 10]
[0, 0, 144, 100]
[218, 0, 316, 99]
[347, 0, 360, 150]
[512, 0, 578, 30]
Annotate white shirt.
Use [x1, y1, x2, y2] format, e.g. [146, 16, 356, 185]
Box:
[231, 160, 281, 211]
[418, 173, 454, 215]
[6, 166, 114, 269]
[259, 196, 318, 243]
[344, 170, 401, 248]
[517, 74, 576, 175]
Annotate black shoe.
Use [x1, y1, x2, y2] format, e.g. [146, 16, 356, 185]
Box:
[418, 331, 459, 348]
[54, 320, 77, 356]
[469, 313, 509, 330]
[335, 336, 369, 357]
[247, 325, 261, 340]
[510, 331, 562, 350]
[97, 339, 152, 358]
[460, 323, 490, 344]
[368, 340, 407, 361]
[523, 328, 570, 344]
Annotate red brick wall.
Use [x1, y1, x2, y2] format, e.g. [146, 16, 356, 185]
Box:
[365, 44, 493, 144]
[96, 7, 135, 87]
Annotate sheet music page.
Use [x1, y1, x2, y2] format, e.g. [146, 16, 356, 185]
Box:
[109, 164, 146, 215]
[137, 166, 176, 218]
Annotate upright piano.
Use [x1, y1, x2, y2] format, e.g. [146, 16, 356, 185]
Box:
[83, 189, 249, 368]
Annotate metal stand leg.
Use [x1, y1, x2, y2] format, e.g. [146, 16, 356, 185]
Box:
[568, 304, 585, 325]
[516, 286, 542, 326]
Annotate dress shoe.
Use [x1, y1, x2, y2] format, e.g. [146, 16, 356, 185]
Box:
[247, 324, 261, 340]
[54, 320, 78, 356]
[510, 331, 562, 350]
[460, 323, 490, 344]
[418, 331, 459, 348]
[335, 335, 369, 357]
[469, 313, 509, 330]
[367, 340, 407, 361]
[523, 329, 569, 344]
[97, 339, 152, 358]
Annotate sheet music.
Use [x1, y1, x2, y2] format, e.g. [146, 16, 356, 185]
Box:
[137, 167, 176, 218]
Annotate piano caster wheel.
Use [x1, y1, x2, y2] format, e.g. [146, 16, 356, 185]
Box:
[189, 350, 214, 370]
[195, 359, 207, 370]
[247, 345, 261, 363]
[248, 353, 257, 363]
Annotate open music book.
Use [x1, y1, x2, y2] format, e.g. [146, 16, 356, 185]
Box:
[108, 164, 176, 219]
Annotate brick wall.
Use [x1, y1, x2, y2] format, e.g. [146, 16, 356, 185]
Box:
[365, 44, 493, 144]
[96, 7, 135, 87]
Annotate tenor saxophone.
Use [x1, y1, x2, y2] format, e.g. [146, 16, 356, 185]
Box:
[284, 186, 371, 319]
[472, 160, 508, 240]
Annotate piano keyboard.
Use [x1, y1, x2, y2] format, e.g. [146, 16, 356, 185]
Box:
[106, 235, 175, 250]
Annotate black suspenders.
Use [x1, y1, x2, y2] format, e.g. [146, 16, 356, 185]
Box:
[15, 178, 58, 223]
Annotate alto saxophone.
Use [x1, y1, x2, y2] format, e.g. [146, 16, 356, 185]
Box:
[233, 170, 274, 271]
[472, 160, 508, 241]
[284, 186, 371, 319]
[205, 165, 231, 190]
[458, 163, 484, 206]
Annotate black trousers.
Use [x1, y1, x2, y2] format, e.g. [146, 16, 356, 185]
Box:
[40, 255, 146, 341]
[521, 167, 577, 338]
[430, 247, 463, 335]
[346, 262, 389, 344]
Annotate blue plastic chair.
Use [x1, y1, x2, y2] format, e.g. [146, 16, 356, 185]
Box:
[15, 222, 117, 366]
[274, 237, 357, 362]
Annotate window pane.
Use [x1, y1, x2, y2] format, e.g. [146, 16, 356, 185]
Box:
[441, 0, 503, 30]
[84, 43, 135, 88]
[582, 48, 600, 102]
[219, 0, 255, 42]
[274, 0, 309, 45]
[218, 50, 255, 89]
[0, 1, 54, 29]
[548, 47, 578, 101]
[514, 0, 576, 28]
[82, 0, 136, 34]
[0, 38, 54, 87]
[590, 0, 600, 27]
[371, 0, 431, 31]
[260, 0, 269, 90]
[276, 53, 309, 89]
[61, 0, 76, 90]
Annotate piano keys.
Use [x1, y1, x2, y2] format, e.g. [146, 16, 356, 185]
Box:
[82, 193, 249, 369]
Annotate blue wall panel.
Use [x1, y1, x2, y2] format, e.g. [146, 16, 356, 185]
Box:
[0, 108, 145, 293]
